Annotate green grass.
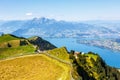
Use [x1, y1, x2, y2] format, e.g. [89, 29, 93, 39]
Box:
[0, 40, 21, 48]
[0, 44, 36, 60]
[47, 47, 70, 62]
[0, 34, 36, 59]
[0, 34, 20, 43]
[0, 34, 21, 48]
[0, 54, 71, 80]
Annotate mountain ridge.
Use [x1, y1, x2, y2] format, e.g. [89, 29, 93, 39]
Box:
[0, 17, 119, 38]
[0, 34, 56, 59]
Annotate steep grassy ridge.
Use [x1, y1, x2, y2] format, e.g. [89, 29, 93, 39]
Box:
[47, 47, 70, 62]
[70, 51, 120, 80]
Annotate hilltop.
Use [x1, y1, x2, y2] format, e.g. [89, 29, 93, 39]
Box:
[0, 34, 56, 59]
[28, 36, 56, 51]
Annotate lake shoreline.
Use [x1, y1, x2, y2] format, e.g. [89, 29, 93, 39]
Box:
[44, 38, 120, 68]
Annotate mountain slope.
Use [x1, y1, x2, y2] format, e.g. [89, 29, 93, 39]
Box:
[0, 18, 119, 38]
[0, 18, 112, 38]
[47, 47, 70, 62]
[0, 34, 20, 43]
[28, 36, 56, 51]
[0, 20, 25, 33]
[0, 34, 56, 59]
[70, 51, 120, 80]
[0, 34, 120, 80]
[12, 18, 110, 38]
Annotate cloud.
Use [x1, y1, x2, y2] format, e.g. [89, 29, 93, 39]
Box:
[26, 13, 33, 16]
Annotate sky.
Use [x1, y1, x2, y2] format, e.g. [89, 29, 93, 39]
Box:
[0, 0, 120, 21]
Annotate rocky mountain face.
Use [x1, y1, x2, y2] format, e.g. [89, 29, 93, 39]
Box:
[28, 36, 56, 51]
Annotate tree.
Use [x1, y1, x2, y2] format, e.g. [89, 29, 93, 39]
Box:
[1, 32, 4, 36]
[7, 43, 11, 47]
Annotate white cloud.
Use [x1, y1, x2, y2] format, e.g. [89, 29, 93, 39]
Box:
[26, 13, 33, 16]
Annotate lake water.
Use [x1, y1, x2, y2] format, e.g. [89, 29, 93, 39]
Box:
[44, 38, 120, 68]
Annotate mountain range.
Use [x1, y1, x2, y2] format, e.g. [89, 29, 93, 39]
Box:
[0, 17, 120, 38]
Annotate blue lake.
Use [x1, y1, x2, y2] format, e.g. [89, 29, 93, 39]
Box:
[44, 38, 120, 68]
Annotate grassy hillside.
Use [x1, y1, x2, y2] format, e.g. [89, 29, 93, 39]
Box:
[0, 34, 21, 48]
[0, 44, 35, 59]
[0, 34, 57, 60]
[0, 40, 20, 48]
[0, 54, 71, 80]
[0, 34, 20, 43]
[47, 47, 70, 62]
[0, 34, 35, 59]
